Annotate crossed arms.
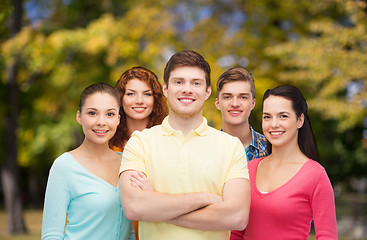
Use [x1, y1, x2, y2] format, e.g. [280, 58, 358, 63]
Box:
[119, 170, 250, 231]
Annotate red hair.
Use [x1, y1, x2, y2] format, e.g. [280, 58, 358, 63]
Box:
[109, 66, 168, 150]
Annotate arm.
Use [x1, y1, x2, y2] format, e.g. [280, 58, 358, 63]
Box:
[41, 156, 70, 239]
[167, 178, 251, 231]
[312, 169, 338, 240]
[119, 170, 222, 222]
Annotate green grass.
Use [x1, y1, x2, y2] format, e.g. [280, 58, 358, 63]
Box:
[0, 209, 42, 240]
[0, 209, 317, 240]
[0, 209, 360, 240]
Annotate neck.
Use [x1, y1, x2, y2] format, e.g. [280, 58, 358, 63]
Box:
[269, 140, 306, 163]
[222, 121, 252, 148]
[168, 113, 203, 136]
[78, 139, 111, 159]
[126, 117, 149, 136]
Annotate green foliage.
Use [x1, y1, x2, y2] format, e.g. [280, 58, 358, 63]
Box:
[263, 0, 367, 180]
[0, 0, 366, 191]
[0, 0, 11, 41]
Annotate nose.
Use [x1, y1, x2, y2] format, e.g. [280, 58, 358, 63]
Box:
[96, 115, 106, 126]
[182, 82, 193, 94]
[136, 93, 143, 105]
[270, 117, 279, 128]
[231, 96, 239, 107]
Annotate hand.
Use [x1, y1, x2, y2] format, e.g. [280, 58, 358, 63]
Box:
[130, 171, 153, 191]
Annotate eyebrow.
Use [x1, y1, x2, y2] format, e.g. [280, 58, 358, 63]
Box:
[171, 77, 205, 81]
[262, 111, 290, 115]
[126, 89, 152, 93]
[86, 107, 118, 111]
[222, 92, 251, 96]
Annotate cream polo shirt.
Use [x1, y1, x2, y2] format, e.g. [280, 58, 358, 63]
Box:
[120, 116, 249, 240]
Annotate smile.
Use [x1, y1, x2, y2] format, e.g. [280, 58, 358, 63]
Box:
[132, 107, 146, 112]
[179, 98, 195, 103]
[270, 131, 284, 136]
[229, 110, 242, 114]
[93, 129, 108, 135]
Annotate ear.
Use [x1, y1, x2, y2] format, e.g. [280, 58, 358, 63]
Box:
[163, 82, 168, 98]
[297, 113, 305, 129]
[205, 86, 211, 100]
[250, 98, 256, 111]
[215, 98, 221, 110]
[76, 111, 82, 125]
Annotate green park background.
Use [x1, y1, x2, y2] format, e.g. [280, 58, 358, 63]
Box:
[1, 0, 366, 239]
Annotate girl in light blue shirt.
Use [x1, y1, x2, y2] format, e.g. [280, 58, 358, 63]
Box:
[42, 83, 135, 240]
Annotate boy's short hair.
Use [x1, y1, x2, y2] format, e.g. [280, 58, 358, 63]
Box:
[216, 67, 255, 99]
[163, 50, 211, 88]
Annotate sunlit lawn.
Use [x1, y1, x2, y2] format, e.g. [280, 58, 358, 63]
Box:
[0, 208, 358, 240]
[0, 209, 42, 240]
[0, 209, 318, 240]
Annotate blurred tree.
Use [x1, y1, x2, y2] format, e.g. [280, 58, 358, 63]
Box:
[1, 0, 178, 214]
[264, 0, 367, 181]
[1, 3, 367, 235]
[1, 0, 27, 234]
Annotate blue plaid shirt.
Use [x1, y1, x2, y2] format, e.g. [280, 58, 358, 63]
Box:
[247, 125, 268, 161]
[220, 126, 268, 161]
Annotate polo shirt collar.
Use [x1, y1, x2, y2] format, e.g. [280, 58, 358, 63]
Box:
[161, 116, 208, 136]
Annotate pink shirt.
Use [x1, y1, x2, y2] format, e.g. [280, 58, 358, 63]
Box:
[231, 158, 338, 240]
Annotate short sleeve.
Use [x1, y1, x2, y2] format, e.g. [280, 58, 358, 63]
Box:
[120, 132, 148, 175]
[225, 140, 249, 182]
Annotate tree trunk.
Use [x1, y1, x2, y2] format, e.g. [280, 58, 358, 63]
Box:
[1, 0, 27, 234]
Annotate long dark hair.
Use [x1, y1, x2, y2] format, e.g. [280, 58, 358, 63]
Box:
[263, 85, 319, 162]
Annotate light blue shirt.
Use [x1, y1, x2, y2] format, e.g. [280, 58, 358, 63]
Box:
[41, 152, 135, 240]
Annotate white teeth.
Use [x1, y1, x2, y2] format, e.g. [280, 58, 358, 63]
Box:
[229, 111, 241, 114]
[133, 107, 145, 111]
[94, 130, 107, 134]
[180, 99, 194, 103]
[270, 132, 283, 135]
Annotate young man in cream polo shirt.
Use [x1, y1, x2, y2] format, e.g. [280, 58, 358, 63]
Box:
[119, 50, 250, 240]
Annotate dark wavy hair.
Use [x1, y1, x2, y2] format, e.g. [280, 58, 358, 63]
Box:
[109, 66, 168, 150]
[263, 85, 319, 162]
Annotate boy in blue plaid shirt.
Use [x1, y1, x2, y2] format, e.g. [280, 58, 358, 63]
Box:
[215, 67, 267, 161]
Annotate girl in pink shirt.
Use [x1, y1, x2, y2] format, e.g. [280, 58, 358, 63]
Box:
[231, 85, 337, 240]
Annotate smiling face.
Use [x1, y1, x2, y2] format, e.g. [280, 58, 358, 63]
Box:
[215, 81, 255, 127]
[122, 79, 154, 124]
[77, 92, 120, 145]
[262, 95, 304, 149]
[163, 66, 211, 119]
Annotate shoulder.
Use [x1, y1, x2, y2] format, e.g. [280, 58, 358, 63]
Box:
[207, 126, 240, 141]
[132, 124, 162, 138]
[51, 152, 74, 170]
[299, 160, 333, 191]
[248, 157, 262, 170]
[250, 127, 267, 143]
[304, 160, 326, 174]
[47, 153, 74, 183]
